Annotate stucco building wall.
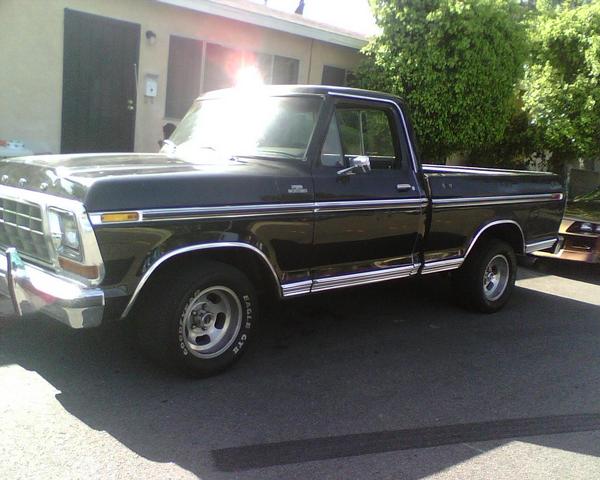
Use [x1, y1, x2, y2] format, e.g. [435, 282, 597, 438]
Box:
[0, 0, 363, 154]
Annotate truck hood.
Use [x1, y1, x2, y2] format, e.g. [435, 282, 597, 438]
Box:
[0, 153, 310, 211]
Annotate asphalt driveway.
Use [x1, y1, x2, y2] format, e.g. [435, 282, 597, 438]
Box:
[1, 260, 599, 479]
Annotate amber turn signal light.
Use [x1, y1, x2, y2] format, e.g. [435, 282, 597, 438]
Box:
[59, 257, 100, 279]
[100, 212, 140, 223]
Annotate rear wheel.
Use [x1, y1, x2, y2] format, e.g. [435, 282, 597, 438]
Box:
[454, 239, 517, 313]
[136, 260, 257, 377]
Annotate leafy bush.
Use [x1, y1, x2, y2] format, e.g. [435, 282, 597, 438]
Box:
[522, 1, 600, 171]
[356, 0, 528, 162]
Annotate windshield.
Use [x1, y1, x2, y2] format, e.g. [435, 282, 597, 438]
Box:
[166, 95, 323, 161]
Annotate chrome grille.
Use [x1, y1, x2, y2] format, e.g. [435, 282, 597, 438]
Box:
[0, 198, 51, 264]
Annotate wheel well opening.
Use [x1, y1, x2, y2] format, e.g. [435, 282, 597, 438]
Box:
[471, 223, 524, 256]
[131, 247, 281, 314]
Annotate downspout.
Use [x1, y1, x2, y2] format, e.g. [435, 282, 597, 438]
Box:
[307, 38, 314, 83]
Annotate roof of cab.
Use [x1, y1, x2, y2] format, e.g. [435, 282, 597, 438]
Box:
[199, 85, 404, 104]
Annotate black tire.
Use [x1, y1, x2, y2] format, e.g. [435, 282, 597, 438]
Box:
[135, 260, 258, 377]
[453, 239, 517, 313]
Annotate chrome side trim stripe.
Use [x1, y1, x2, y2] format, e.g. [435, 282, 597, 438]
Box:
[90, 193, 562, 225]
[281, 280, 312, 297]
[422, 164, 551, 176]
[310, 264, 417, 293]
[421, 258, 464, 275]
[91, 193, 562, 225]
[90, 199, 425, 224]
[315, 198, 427, 213]
[90, 203, 315, 225]
[142, 203, 314, 222]
[525, 238, 558, 254]
[284, 257, 464, 294]
[433, 193, 563, 209]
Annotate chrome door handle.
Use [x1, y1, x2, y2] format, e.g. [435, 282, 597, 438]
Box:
[396, 183, 413, 192]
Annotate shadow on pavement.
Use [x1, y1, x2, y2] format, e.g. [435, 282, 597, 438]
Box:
[213, 413, 600, 471]
[1, 274, 599, 479]
[528, 257, 600, 286]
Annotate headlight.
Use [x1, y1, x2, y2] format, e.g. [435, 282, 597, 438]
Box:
[48, 208, 82, 260]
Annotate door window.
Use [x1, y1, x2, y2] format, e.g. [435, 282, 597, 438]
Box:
[320, 106, 399, 169]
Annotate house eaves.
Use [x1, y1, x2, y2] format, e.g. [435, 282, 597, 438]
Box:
[155, 0, 368, 49]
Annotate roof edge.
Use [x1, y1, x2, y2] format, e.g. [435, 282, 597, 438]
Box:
[156, 0, 368, 49]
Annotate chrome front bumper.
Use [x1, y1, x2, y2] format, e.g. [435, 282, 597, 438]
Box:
[0, 248, 105, 328]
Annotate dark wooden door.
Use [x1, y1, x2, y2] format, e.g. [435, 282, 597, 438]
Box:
[61, 9, 140, 153]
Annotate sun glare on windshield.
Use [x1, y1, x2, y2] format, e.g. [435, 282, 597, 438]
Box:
[168, 95, 322, 161]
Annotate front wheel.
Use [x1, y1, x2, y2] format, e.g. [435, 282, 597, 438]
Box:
[136, 260, 258, 377]
[453, 239, 517, 313]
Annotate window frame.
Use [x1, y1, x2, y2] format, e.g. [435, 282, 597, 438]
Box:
[319, 110, 345, 168]
[317, 98, 407, 171]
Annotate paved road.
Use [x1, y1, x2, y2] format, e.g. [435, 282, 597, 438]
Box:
[1, 260, 599, 479]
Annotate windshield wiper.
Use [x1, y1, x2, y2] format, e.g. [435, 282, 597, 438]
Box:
[195, 145, 217, 151]
[257, 150, 299, 159]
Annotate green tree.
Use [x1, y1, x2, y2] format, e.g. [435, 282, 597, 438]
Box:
[356, 0, 528, 162]
[466, 97, 538, 169]
[522, 1, 600, 172]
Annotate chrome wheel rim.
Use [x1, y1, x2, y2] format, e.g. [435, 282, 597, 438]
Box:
[181, 286, 242, 359]
[482, 254, 510, 302]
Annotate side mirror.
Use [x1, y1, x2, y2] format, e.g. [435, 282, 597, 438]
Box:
[160, 139, 177, 155]
[337, 155, 371, 176]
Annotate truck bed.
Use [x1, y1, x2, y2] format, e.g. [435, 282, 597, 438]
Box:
[423, 164, 563, 199]
[421, 164, 565, 265]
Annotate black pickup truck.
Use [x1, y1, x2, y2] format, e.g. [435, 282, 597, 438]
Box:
[0, 86, 564, 376]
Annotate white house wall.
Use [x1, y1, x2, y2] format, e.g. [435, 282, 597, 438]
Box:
[0, 0, 364, 154]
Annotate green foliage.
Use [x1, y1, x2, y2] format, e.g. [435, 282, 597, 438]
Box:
[356, 0, 528, 161]
[466, 98, 538, 169]
[522, 1, 600, 170]
[574, 185, 600, 201]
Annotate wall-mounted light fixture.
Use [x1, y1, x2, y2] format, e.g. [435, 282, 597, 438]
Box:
[145, 30, 157, 46]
